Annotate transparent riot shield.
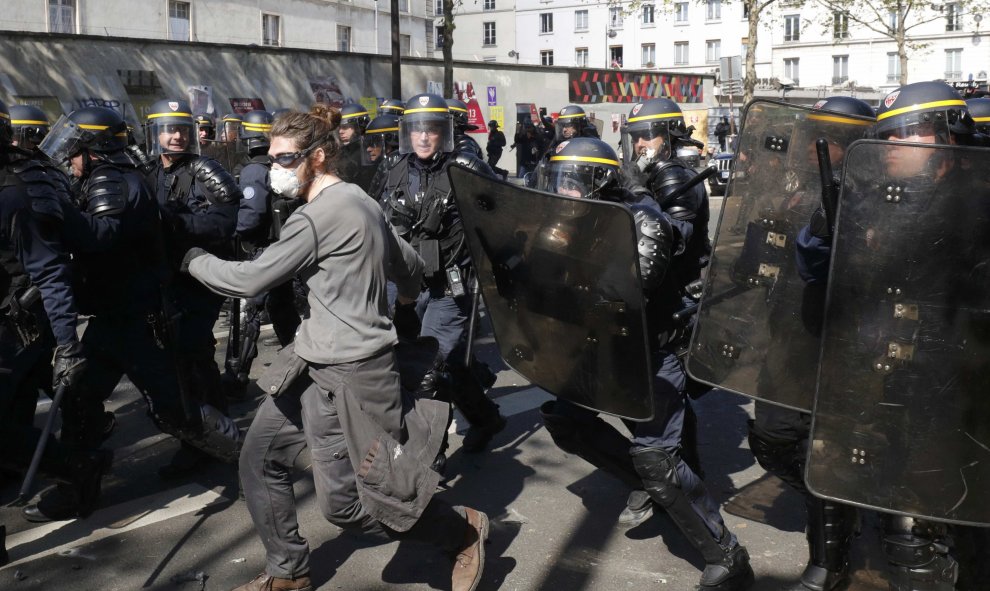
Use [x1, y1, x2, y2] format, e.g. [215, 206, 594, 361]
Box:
[807, 140, 990, 526]
[200, 140, 241, 176]
[448, 164, 654, 421]
[687, 100, 872, 411]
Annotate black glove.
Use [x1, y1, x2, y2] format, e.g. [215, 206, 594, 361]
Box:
[180, 247, 208, 273]
[52, 341, 87, 390]
[392, 301, 422, 342]
[809, 206, 832, 243]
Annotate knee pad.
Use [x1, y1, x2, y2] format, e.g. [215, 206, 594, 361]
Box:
[630, 447, 681, 507]
[747, 427, 807, 494]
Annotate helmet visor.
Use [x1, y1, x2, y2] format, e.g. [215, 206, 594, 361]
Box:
[620, 122, 670, 167]
[787, 114, 873, 174]
[555, 117, 584, 142]
[12, 122, 49, 149]
[145, 119, 200, 157]
[398, 114, 454, 157]
[538, 160, 612, 200]
[39, 115, 93, 164]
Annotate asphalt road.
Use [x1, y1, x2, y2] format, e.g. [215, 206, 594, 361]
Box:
[0, 193, 901, 591]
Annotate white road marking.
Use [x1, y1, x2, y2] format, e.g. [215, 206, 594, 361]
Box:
[2, 484, 226, 570]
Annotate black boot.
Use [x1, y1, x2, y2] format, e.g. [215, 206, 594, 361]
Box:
[158, 441, 211, 480]
[631, 447, 754, 591]
[22, 449, 112, 523]
[448, 363, 505, 453]
[1, 525, 8, 567]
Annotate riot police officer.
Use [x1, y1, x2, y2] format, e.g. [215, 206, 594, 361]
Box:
[365, 114, 400, 199]
[379, 98, 405, 117]
[337, 102, 377, 192]
[797, 81, 983, 591]
[621, 98, 711, 288]
[194, 112, 216, 147]
[740, 95, 875, 591]
[222, 109, 301, 396]
[447, 98, 484, 160]
[9, 105, 51, 151]
[553, 105, 599, 143]
[377, 93, 506, 455]
[537, 138, 755, 591]
[0, 100, 110, 524]
[145, 99, 241, 477]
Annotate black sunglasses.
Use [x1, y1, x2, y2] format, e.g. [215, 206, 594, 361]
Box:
[270, 144, 316, 167]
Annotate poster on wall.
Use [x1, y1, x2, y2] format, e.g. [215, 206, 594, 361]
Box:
[569, 70, 704, 104]
[229, 98, 266, 114]
[453, 81, 487, 134]
[682, 109, 709, 150]
[13, 95, 63, 122]
[309, 76, 345, 108]
[187, 86, 215, 116]
[359, 97, 379, 119]
[488, 105, 505, 131]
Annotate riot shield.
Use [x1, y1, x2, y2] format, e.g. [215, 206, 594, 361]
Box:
[200, 140, 240, 175]
[448, 164, 655, 421]
[807, 140, 990, 526]
[687, 100, 872, 411]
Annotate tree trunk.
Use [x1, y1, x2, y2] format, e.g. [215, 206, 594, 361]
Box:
[744, 0, 758, 105]
[443, 0, 455, 97]
[897, 32, 908, 86]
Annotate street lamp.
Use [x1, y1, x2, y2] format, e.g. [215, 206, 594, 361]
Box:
[605, 28, 617, 68]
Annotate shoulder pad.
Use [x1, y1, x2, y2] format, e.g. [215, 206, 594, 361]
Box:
[191, 156, 241, 205]
[449, 152, 495, 177]
[383, 152, 404, 171]
[8, 160, 64, 220]
[628, 203, 673, 292]
[85, 167, 128, 217]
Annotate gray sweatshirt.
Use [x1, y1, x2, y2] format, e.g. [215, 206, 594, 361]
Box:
[189, 181, 424, 364]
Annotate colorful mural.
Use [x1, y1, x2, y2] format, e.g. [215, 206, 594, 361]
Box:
[569, 70, 704, 104]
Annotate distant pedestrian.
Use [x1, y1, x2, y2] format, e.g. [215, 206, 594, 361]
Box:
[486, 120, 508, 179]
[715, 116, 730, 152]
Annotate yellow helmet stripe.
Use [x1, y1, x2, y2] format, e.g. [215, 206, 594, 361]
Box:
[222, 117, 241, 122]
[367, 127, 400, 133]
[382, 105, 404, 112]
[0, 112, 9, 120]
[148, 112, 194, 119]
[77, 123, 110, 130]
[448, 106, 467, 113]
[972, 116, 990, 122]
[557, 113, 585, 119]
[11, 119, 49, 125]
[549, 155, 620, 166]
[627, 112, 682, 123]
[403, 107, 450, 114]
[807, 113, 873, 126]
[242, 123, 272, 131]
[876, 99, 966, 121]
[342, 110, 369, 118]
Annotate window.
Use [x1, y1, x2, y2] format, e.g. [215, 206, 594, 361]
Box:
[609, 46, 624, 68]
[888, 10, 899, 33]
[706, 39, 721, 63]
[887, 52, 901, 83]
[642, 4, 655, 25]
[575, 47, 589, 67]
[741, 37, 748, 55]
[541, 50, 554, 66]
[642, 43, 655, 67]
[674, 41, 688, 65]
[610, 7, 622, 29]
[337, 25, 351, 52]
[483, 22, 496, 46]
[262, 14, 280, 47]
[399, 0, 409, 12]
[435, 0, 443, 15]
[168, 1, 191, 42]
[946, 2, 962, 31]
[48, 0, 75, 34]
[706, 0, 721, 21]
[483, 0, 495, 10]
[784, 14, 799, 42]
[434, 21, 443, 49]
[400, 34, 411, 55]
[575, 10, 589, 31]
[675, 2, 688, 22]
[946, 48, 963, 79]
[784, 57, 799, 86]
[832, 55, 849, 84]
[540, 13, 553, 34]
[483, 56, 496, 62]
[833, 12, 849, 39]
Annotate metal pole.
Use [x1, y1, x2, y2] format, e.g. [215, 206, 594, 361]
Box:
[375, 0, 380, 54]
[391, 0, 401, 98]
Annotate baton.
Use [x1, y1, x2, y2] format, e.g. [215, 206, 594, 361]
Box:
[665, 165, 716, 203]
[815, 139, 839, 234]
[463, 273, 482, 368]
[18, 383, 68, 503]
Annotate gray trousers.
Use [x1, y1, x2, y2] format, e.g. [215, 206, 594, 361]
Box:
[240, 352, 468, 579]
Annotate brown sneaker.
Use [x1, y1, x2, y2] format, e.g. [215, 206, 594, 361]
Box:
[230, 572, 313, 591]
[452, 507, 489, 591]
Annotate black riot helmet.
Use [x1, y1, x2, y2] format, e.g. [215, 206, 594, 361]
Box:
[340, 103, 371, 135]
[145, 99, 201, 157]
[40, 107, 129, 169]
[966, 97, 990, 135]
[270, 107, 292, 121]
[239, 109, 273, 153]
[874, 81, 970, 145]
[194, 112, 216, 141]
[10, 104, 51, 149]
[0, 99, 12, 147]
[220, 113, 242, 143]
[620, 97, 688, 165]
[380, 98, 405, 117]
[555, 105, 589, 141]
[399, 94, 455, 158]
[787, 96, 876, 174]
[538, 137, 622, 201]
[363, 114, 400, 163]
[446, 98, 478, 132]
